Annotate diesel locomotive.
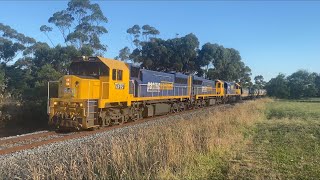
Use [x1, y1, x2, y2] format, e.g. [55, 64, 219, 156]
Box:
[47, 56, 264, 130]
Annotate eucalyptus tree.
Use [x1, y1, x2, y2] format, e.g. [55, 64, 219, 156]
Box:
[126, 24, 160, 49]
[41, 0, 108, 54]
[0, 23, 36, 63]
[254, 75, 266, 89]
[204, 45, 252, 85]
[115, 47, 130, 61]
[130, 33, 207, 74]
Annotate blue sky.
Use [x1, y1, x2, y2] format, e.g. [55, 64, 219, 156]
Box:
[1, 1, 319, 81]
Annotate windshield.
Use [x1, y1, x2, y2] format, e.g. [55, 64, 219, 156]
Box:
[69, 62, 109, 77]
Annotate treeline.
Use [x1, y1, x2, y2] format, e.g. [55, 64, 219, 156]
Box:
[266, 70, 320, 99]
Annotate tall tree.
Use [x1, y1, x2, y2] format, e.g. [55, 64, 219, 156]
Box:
[197, 43, 216, 77]
[0, 23, 36, 63]
[115, 47, 130, 61]
[42, 0, 108, 54]
[130, 33, 206, 74]
[126, 24, 159, 49]
[314, 73, 320, 96]
[0, 65, 6, 92]
[206, 46, 252, 85]
[287, 70, 317, 98]
[254, 75, 266, 89]
[40, 25, 54, 46]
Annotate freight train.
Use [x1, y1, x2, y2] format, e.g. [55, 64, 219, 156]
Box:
[48, 56, 266, 130]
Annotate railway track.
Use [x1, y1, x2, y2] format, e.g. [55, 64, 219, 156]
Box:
[0, 103, 235, 156]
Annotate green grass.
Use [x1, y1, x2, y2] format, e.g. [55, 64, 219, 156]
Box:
[231, 100, 320, 179]
[253, 120, 320, 179]
[265, 100, 320, 120]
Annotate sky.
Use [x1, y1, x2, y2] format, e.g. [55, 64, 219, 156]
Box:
[0, 1, 319, 81]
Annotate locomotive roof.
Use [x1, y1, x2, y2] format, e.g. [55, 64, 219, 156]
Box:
[72, 56, 129, 70]
[97, 56, 129, 70]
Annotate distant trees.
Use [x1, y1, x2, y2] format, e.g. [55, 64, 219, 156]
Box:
[254, 75, 266, 89]
[266, 70, 320, 99]
[265, 74, 290, 98]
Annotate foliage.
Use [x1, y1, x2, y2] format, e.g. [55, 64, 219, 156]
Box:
[130, 33, 206, 74]
[126, 24, 160, 49]
[266, 70, 320, 99]
[0, 65, 6, 90]
[42, 0, 108, 54]
[114, 46, 130, 61]
[265, 73, 290, 98]
[204, 44, 252, 85]
[126, 27, 252, 82]
[287, 70, 318, 98]
[253, 75, 266, 89]
[0, 23, 36, 63]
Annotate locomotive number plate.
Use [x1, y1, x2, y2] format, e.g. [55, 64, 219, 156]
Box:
[115, 83, 125, 89]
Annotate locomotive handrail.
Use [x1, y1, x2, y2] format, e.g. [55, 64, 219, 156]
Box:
[193, 86, 217, 95]
[87, 81, 90, 117]
[47, 81, 59, 114]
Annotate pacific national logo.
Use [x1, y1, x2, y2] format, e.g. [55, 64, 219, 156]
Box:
[147, 81, 173, 92]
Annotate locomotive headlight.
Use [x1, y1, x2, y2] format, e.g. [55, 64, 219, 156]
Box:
[54, 102, 58, 105]
[79, 103, 83, 107]
[66, 78, 70, 86]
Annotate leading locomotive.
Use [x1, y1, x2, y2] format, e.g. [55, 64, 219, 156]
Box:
[48, 56, 257, 130]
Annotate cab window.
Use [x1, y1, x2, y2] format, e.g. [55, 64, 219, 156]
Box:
[112, 69, 117, 80]
[69, 62, 109, 77]
[117, 70, 123, 81]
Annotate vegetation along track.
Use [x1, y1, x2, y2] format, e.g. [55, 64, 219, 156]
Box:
[0, 102, 237, 156]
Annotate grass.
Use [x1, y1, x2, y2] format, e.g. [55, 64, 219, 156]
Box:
[0, 99, 267, 179]
[265, 100, 320, 120]
[230, 100, 320, 179]
[4, 98, 320, 179]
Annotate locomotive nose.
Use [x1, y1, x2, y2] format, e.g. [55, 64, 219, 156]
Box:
[59, 76, 78, 98]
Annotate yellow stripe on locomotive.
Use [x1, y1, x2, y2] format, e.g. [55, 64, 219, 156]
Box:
[48, 56, 245, 130]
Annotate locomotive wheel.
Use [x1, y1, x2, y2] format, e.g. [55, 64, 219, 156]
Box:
[117, 116, 125, 125]
[104, 116, 111, 126]
[179, 102, 185, 112]
[170, 103, 179, 113]
[100, 111, 111, 126]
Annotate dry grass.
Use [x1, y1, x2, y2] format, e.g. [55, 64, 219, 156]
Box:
[0, 99, 268, 180]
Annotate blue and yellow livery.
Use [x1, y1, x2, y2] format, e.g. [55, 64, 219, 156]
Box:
[48, 56, 247, 130]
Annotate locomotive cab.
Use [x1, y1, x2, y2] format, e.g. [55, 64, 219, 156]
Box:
[235, 83, 241, 95]
[215, 80, 224, 95]
[48, 56, 130, 130]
